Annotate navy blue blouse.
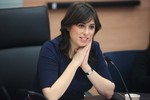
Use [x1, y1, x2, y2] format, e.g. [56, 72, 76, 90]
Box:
[32, 36, 113, 100]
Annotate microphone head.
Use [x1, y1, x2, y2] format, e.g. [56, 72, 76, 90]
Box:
[104, 55, 112, 63]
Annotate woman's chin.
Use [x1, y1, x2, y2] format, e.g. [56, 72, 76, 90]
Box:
[79, 44, 87, 47]
[78, 41, 90, 47]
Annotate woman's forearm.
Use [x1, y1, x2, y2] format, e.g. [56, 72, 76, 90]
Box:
[42, 62, 78, 100]
[82, 65, 115, 99]
[88, 70, 115, 99]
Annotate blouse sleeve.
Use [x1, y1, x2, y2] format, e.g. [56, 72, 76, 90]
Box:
[94, 41, 113, 82]
[37, 41, 59, 89]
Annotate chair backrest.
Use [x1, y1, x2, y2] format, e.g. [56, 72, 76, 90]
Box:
[0, 6, 50, 100]
[104, 50, 144, 92]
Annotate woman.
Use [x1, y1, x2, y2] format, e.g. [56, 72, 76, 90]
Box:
[32, 2, 115, 100]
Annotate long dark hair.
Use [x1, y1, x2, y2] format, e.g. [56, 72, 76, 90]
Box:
[59, 2, 101, 65]
[145, 33, 150, 54]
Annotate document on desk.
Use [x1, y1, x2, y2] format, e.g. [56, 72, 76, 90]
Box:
[113, 92, 150, 100]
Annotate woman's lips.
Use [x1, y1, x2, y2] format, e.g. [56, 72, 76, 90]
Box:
[80, 37, 89, 43]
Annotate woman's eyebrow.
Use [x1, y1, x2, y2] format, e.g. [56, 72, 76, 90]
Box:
[90, 24, 95, 25]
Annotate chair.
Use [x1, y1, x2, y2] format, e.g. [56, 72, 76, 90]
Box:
[0, 6, 50, 100]
[104, 50, 144, 92]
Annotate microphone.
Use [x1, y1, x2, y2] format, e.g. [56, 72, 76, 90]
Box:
[18, 88, 49, 100]
[104, 55, 132, 100]
[0, 80, 11, 100]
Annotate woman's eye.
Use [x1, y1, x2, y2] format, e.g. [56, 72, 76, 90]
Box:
[89, 25, 95, 30]
[77, 24, 84, 28]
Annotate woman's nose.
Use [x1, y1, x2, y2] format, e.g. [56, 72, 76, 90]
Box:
[83, 28, 89, 35]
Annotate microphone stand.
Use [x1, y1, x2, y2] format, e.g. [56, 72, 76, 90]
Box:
[0, 80, 11, 100]
[104, 56, 132, 100]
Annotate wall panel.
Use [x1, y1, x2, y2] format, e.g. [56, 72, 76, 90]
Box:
[24, 0, 150, 52]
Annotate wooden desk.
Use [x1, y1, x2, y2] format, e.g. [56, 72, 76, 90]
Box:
[84, 92, 150, 100]
[84, 92, 124, 100]
[84, 95, 106, 100]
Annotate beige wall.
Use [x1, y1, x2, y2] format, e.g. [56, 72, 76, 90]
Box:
[24, 0, 150, 95]
[24, 0, 150, 52]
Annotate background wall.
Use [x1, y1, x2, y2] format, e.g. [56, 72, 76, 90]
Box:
[0, 0, 23, 9]
[24, 0, 150, 95]
[24, 0, 150, 52]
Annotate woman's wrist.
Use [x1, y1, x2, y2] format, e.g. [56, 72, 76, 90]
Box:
[70, 60, 80, 69]
[82, 64, 92, 73]
[85, 68, 93, 75]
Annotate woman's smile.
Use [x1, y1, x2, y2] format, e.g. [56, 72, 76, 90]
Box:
[80, 37, 89, 43]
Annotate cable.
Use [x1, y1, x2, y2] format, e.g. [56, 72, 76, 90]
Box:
[104, 55, 132, 100]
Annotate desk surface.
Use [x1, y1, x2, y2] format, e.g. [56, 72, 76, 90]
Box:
[84, 92, 150, 100]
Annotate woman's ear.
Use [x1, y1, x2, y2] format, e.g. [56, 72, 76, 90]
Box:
[67, 27, 70, 31]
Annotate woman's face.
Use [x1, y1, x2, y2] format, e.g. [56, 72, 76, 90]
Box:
[68, 19, 95, 49]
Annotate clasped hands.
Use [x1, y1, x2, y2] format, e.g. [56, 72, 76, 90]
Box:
[72, 40, 92, 70]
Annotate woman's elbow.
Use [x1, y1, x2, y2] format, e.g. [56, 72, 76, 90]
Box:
[106, 83, 115, 99]
[42, 88, 59, 100]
